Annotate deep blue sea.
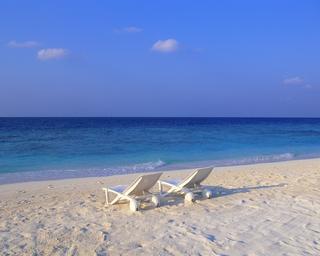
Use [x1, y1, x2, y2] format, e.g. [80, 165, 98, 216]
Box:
[1, 117, 320, 184]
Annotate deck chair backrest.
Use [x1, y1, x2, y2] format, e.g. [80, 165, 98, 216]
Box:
[124, 172, 162, 196]
[179, 167, 213, 188]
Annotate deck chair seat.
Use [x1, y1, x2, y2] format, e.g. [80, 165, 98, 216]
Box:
[158, 167, 213, 201]
[103, 172, 162, 211]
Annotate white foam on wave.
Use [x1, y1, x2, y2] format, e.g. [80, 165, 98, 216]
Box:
[231, 152, 295, 165]
[0, 160, 167, 185]
[159, 152, 297, 170]
[0, 152, 313, 185]
[100, 159, 166, 175]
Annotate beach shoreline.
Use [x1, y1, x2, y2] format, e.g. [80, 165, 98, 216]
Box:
[1, 158, 320, 255]
[1, 154, 320, 186]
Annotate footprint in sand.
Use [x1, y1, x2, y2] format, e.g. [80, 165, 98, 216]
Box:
[100, 231, 109, 242]
[66, 245, 78, 256]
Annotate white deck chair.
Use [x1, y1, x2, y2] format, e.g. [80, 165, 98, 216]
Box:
[102, 172, 162, 211]
[158, 167, 213, 202]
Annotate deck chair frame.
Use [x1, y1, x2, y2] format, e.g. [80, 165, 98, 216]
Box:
[102, 172, 162, 210]
[158, 167, 213, 197]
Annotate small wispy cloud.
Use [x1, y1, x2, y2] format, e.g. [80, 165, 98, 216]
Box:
[151, 39, 179, 53]
[115, 26, 143, 34]
[123, 26, 143, 33]
[283, 76, 312, 89]
[283, 76, 304, 85]
[37, 48, 69, 61]
[7, 40, 39, 48]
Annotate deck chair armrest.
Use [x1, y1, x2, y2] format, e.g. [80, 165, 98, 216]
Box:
[158, 180, 178, 187]
[158, 180, 180, 195]
[102, 187, 130, 205]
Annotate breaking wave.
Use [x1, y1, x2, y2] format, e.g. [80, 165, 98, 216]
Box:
[0, 160, 167, 185]
[1, 153, 319, 185]
[225, 153, 295, 165]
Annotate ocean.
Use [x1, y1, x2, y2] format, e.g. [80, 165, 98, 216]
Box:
[1, 117, 320, 184]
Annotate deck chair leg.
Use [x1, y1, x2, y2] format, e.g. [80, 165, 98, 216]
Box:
[158, 181, 163, 194]
[105, 189, 109, 205]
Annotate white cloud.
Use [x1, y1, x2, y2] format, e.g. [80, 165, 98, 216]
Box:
[123, 26, 143, 33]
[115, 26, 143, 33]
[283, 76, 304, 85]
[283, 76, 312, 89]
[151, 39, 179, 53]
[8, 40, 39, 48]
[37, 48, 68, 61]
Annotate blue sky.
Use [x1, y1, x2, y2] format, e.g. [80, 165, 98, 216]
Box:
[1, 0, 319, 117]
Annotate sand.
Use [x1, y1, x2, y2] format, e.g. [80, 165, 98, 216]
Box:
[1, 158, 320, 256]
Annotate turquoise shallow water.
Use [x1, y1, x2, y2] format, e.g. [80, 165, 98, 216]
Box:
[1, 117, 320, 184]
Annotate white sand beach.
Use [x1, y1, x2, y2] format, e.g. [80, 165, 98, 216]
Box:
[1, 158, 320, 255]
